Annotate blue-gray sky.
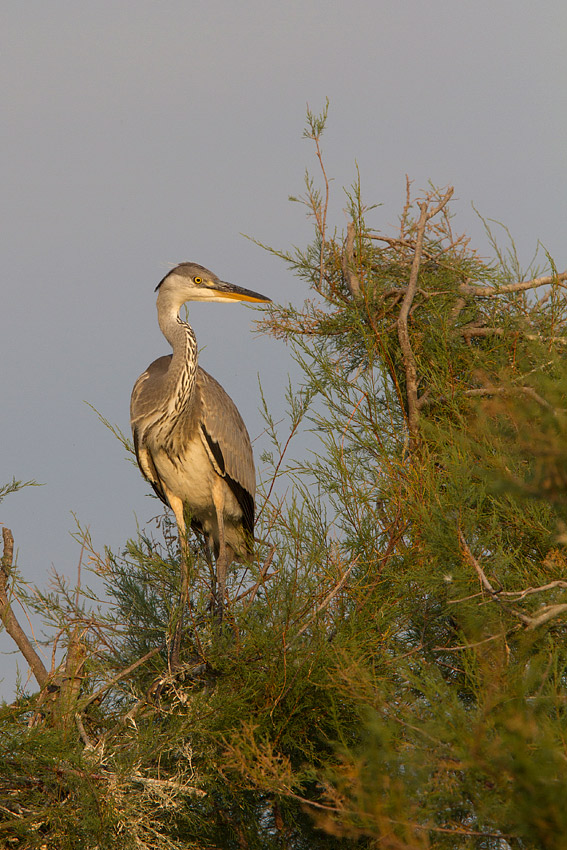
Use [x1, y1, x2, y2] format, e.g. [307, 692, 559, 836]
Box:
[1, 1, 565, 697]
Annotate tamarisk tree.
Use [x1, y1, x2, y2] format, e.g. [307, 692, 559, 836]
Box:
[1, 108, 567, 848]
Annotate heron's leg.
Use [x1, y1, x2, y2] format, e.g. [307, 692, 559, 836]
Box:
[165, 490, 189, 669]
[203, 536, 216, 585]
[211, 480, 232, 621]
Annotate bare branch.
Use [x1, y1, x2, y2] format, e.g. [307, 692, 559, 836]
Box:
[458, 530, 498, 596]
[458, 529, 531, 625]
[0, 528, 49, 689]
[129, 773, 205, 797]
[342, 222, 361, 297]
[75, 711, 95, 750]
[459, 270, 567, 298]
[497, 580, 567, 600]
[524, 604, 567, 629]
[458, 530, 567, 629]
[460, 325, 567, 347]
[52, 627, 87, 730]
[399, 174, 412, 239]
[464, 385, 553, 410]
[426, 187, 455, 221]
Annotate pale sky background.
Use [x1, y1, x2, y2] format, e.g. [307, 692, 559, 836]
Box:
[1, 1, 565, 698]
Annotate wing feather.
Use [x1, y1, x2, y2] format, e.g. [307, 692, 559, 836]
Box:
[196, 368, 256, 535]
[131, 356, 173, 506]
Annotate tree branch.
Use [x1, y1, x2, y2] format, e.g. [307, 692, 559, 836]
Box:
[459, 271, 567, 298]
[464, 385, 553, 410]
[0, 528, 49, 689]
[397, 202, 428, 442]
[397, 188, 454, 443]
[458, 530, 567, 629]
[284, 556, 358, 651]
[78, 645, 163, 711]
[342, 221, 361, 297]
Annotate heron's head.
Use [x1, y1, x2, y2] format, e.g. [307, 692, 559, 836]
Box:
[156, 262, 271, 307]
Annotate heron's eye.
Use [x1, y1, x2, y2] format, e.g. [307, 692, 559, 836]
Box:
[193, 276, 202, 284]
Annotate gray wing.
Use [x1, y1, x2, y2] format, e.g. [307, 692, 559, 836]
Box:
[196, 367, 256, 535]
[130, 355, 172, 505]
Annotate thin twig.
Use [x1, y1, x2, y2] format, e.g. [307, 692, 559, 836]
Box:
[78, 646, 163, 711]
[241, 546, 277, 611]
[257, 418, 304, 521]
[433, 633, 509, 652]
[284, 557, 358, 651]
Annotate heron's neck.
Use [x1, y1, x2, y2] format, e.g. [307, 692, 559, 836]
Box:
[156, 291, 198, 416]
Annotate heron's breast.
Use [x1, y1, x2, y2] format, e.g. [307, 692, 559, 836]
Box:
[150, 433, 215, 510]
[148, 430, 243, 530]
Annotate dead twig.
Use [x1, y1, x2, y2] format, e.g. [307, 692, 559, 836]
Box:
[0, 528, 49, 689]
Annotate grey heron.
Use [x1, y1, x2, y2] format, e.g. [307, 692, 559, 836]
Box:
[130, 262, 271, 627]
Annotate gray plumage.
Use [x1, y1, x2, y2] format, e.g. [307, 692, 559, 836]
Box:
[130, 262, 271, 619]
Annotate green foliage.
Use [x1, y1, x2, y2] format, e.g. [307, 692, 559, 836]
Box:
[0, 477, 41, 504]
[2, 109, 567, 848]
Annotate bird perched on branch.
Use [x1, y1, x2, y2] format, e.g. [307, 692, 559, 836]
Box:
[130, 262, 271, 622]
